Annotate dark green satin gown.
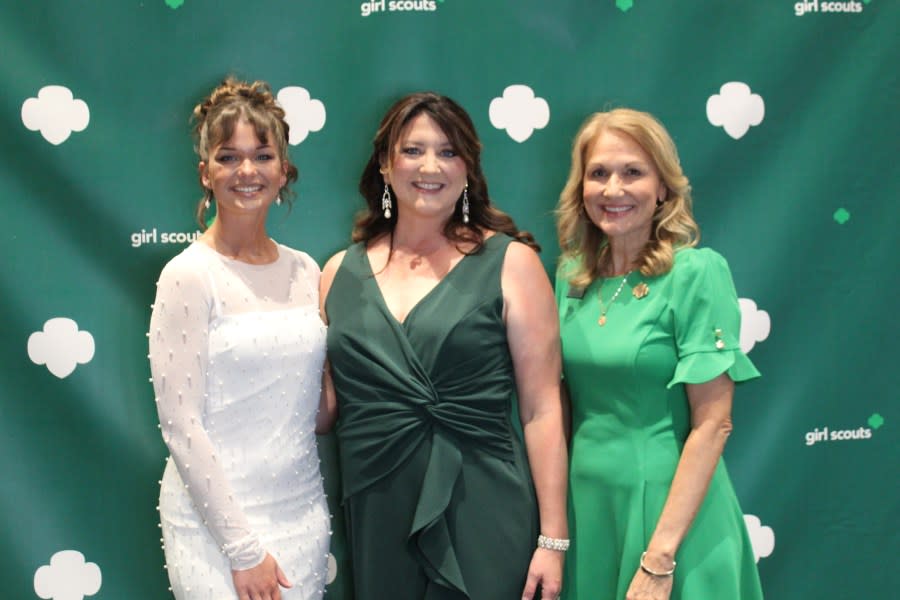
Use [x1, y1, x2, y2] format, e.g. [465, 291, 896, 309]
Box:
[325, 234, 538, 599]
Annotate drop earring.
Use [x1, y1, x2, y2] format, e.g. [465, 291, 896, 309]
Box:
[462, 184, 470, 224]
[275, 196, 282, 206]
[204, 197, 211, 210]
[382, 184, 392, 219]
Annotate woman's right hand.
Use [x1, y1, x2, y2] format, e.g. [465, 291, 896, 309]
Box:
[231, 553, 291, 600]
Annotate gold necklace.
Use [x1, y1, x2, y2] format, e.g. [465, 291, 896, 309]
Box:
[597, 272, 631, 326]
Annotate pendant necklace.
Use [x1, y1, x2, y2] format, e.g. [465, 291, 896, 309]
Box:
[597, 271, 632, 326]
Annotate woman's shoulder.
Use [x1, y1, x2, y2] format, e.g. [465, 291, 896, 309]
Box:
[277, 243, 321, 274]
[672, 246, 730, 277]
[502, 235, 539, 263]
[322, 248, 349, 277]
[154, 243, 216, 298]
[157, 242, 212, 279]
[320, 247, 353, 301]
[498, 236, 551, 300]
[668, 246, 739, 303]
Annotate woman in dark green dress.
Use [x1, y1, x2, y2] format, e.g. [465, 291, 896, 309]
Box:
[319, 93, 568, 599]
[555, 109, 764, 599]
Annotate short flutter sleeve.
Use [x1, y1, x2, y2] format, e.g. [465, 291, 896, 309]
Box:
[667, 248, 761, 388]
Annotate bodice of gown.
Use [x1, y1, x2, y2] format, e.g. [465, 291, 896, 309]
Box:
[324, 235, 535, 596]
[557, 248, 760, 458]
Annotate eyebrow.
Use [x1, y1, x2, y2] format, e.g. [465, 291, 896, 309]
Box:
[218, 143, 274, 151]
[402, 140, 453, 146]
[587, 159, 648, 167]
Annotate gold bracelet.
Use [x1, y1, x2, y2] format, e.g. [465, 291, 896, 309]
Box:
[639, 551, 676, 577]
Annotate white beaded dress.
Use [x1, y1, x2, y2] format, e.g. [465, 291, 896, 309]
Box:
[149, 241, 331, 599]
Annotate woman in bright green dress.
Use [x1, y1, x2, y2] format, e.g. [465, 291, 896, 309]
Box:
[555, 109, 764, 600]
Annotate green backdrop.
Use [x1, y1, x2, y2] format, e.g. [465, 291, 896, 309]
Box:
[3, 1, 897, 599]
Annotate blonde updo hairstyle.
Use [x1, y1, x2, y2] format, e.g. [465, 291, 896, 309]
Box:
[191, 77, 298, 229]
[556, 108, 699, 288]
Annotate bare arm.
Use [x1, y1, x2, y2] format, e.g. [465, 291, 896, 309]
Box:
[625, 373, 734, 600]
[314, 251, 346, 434]
[502, 242, 568, 600]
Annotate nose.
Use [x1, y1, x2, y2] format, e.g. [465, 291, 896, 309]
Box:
[602, 173, 624, 197]
[419, 150, 440, 173]
[237, 157, 256, 176]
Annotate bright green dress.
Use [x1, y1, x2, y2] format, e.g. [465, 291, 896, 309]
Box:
[556, 247, 764, 600]
[325, 234, 538, 599]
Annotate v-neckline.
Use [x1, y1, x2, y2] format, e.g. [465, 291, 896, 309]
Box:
[360, 237, 492, 327]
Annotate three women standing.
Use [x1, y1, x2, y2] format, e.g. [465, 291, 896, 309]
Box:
[150, 81, 761, 600]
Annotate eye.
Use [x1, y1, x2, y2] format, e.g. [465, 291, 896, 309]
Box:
[439, 148, 458, 158]
[625, 167, 643, 177]
[401, 147, 422, 156]
[256, 153, 276, 161]
[589, 167, 608, 178]
[216, 154, 237, 163]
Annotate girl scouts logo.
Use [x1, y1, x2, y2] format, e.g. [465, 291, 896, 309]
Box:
[794, 0, 871, 16]
[803, 414, 883, 446]
[360, 0, 442, 17]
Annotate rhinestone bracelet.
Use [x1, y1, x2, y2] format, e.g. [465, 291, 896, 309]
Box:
[639, 551, 676, 577]
[537, 534, 570, 552]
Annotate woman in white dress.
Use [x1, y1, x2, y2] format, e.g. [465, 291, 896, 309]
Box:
[148, 78, 332, 600]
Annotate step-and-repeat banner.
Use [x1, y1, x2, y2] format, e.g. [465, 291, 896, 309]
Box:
[2, 2, 897, 598]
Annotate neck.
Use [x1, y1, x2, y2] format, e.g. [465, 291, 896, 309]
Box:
[391, 214, 451, 254]
[202, 215, 273, 263]
[606, 240, 642, 276]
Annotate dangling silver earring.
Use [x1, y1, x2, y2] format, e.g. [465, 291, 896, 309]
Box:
[204, 197, 211, 210]
[275, 196, 282, 206]
[462, 184, 470, 224]
[382, 184, 392, 219]
[655, 197, 664, 208]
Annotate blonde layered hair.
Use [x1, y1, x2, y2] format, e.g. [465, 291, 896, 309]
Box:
[556, 109, 699, 288]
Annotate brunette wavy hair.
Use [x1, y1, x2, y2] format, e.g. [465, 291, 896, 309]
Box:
[556, 108, 699, 287]
[191, 77, 298, 229]
[354, 92, 538, 252]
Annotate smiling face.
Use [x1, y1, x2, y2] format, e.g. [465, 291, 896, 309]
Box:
[381, 113, 467, 224]
[581, 129, 667, 251]
[200, 119, 287, 217]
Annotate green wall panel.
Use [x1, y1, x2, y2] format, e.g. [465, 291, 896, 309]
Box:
[2, 1, 897, 598]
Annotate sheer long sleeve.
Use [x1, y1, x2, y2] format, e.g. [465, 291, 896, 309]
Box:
[149, 256, 266, 571]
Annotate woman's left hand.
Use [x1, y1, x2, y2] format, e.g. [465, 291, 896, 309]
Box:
[625, 568, 673, 600]
[521, 547, 564, 599]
